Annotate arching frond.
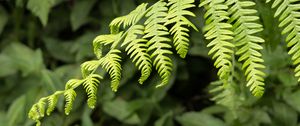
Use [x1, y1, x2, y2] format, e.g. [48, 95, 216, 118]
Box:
[210, 81, 238, 109]
[65, 79, 83, 89]
[270, 0, 300, 82]
[93, 32, 123, 58]
[122, 25, 152, 84]
[64, 89, 76, 115]
[110, 3, 148, 28]
[226, 0, 265, 97]
[165, 0, 197, 58]
[144, 1, 173, 87]
[83, 74, 103, 108]
[28, 104, 41, 126]
[81, 60, 101, 77]
[200, 0, 235, 81]
[99, 49, 122, 91]
[46, 94, 58, 115]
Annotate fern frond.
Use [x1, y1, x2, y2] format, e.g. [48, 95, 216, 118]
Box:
[165, 0, 197, 58]
[144, 1, 173, 87]
[200, 0, 235, 81]
[99, 49, 122, 91]
[46, 94, 58, 115]
[64, 89, 77, 115]
[81, 60, 101, 77]
[65, 79, 83, 89]
[226, 0, 265, 97]
[210, 81, 238, 109]
[122, 25, 152, 84]
[110, 3, 148, 28]
[93, 32, 123, 58]
[28, 104, 41, 126]
[83, 74, 103, 108]
[270, 0, 300, 82]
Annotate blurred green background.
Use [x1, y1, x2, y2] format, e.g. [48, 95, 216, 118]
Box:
[0, 0, 300, 126]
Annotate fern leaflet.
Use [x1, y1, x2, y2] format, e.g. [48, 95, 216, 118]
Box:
[83, 74, 103, 108]
[64, 89, 77, 115]
[99, 49, 122, 91]
[200, 0, 235, 81]
[110, 3, 148, 28]
[122, 25, 152, 84]
[166, 0, 197, 58]
[144, 1, 173, 87]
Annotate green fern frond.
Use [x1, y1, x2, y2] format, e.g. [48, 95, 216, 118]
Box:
[165, 0, 197, 58]
[65, 79, 83, 89]
[93, 32, 123, 58]
[83, 74, 103, 108]
[210, 81, 238, 110]
[81, 60, 101, 77]
[110, 3, 148, 28]
[122, 25, 152, 84]
[270, 0, 300, 82]
[28, 104, 41, 126]
[200, 0, 235, 81]
[144, 1, 173, 87]
[226, 0, 265, 97]
[99, 49, 122, 91]
[64, 89, 77, 115]
[46, 94, 58, 115]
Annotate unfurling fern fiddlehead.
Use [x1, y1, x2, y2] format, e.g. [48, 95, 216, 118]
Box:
[28, 0, 197, 125]
[268, 0, 300, 82]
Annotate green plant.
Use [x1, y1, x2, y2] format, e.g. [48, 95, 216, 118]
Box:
[25, 0, 300, 125]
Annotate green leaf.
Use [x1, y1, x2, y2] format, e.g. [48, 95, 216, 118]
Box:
[0, 5, 8, 35]
[271, 103, 297, 126]
[27, 0, 56, 26]
[70, 0, 96, 31]
[0, 54, 17, 77]
[103, 98, 140, 125]
[2, 43, 44, 76]
[6, 95, 26, 126]
[283, 90, 300, 112]
[43, 37, 75, 62]
[155, 111, 173, 126]
[81, 106, 93, 126]
[176, 112, 225, 126]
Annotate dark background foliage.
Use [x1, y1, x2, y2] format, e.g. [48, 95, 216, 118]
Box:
[0, 0, 299, 126]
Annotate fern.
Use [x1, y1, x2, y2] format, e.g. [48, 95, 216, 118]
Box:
[82, 74, 103, 108]
[268, 0, 300, 82]
[165, 0, 197, 58]
[122, 25, 152, 84]
[28, 1, 199, 125]
[144, 1, 173, 87]
[46, 94, 58, 115]
[99, 49, 122, 92]
[110, 3, 148, 28]
[226, 0, 266, 97]
[64, 89, 77, 115]
[200, 0, 235, 81]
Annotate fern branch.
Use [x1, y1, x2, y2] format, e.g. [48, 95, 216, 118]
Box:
[200, 0, 235, 81]
[166, 0, 197, 58]
[226, 0, 265, 97]
[99, 49, 122, 91]
[144, 1, 173, 87]
[82, 74, 103, 108]
[122, 25, 152, 84]
[270, 0, 300, 82]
